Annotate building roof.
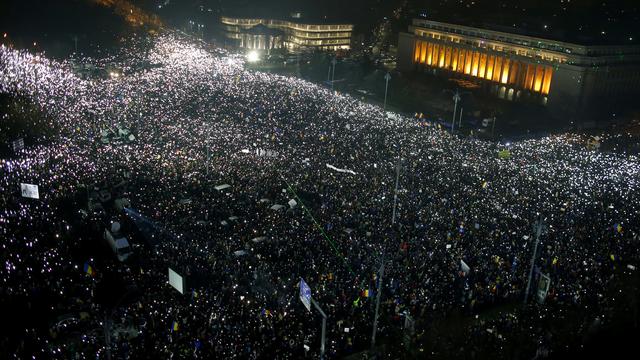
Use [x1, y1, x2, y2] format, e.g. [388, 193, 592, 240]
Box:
[221, 5, 352, 25]
[241, 23, 284, 37]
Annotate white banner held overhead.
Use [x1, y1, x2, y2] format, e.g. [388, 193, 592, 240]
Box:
[326, 163, 356, 175]
[460, 260, 471, 274]
[20, 183, 39, 199]
[168, 268, 184, 294]
[12, 138, 24, 152]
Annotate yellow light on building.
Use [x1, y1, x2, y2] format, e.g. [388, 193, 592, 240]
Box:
[464, 51, 472, 74]
[534, 65, 544, 92]
[542, 66, 553, 95]
[451, 48, 459, 71]
[486, 55, 494, 80]
[471, 52, 480, 77]
[501, 58, 511, 84]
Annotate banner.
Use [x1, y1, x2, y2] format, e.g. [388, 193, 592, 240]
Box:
[536, 273, 551, 304]
[326, 164, 356, 175]
[299, 278, 311, 312]
[168, 268, 184, 294]
[12, 138, 24, 152]
[20, 183, 39, 199]
[460, 260, 471, 274]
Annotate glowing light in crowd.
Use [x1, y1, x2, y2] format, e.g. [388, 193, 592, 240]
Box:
[246, 50, 260, 63]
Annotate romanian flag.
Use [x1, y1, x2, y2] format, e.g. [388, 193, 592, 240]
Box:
[610, 254, 618, 262]
[614, 223, 623, 233]
[83, 263, 95, 277]
[363, 289, 370, 298]
[172, 321, 179, 332]
[261, 308, 271, 317]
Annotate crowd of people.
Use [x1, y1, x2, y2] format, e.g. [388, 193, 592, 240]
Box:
[1, 31, 639, 359]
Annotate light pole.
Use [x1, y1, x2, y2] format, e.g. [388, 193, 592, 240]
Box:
[331, 58, 337, 91]
[205, 128, 210, 177]
[383, 72, 391, 112]
[370, 252, 385, 353]
[444, 89, 470, 133]
[458, 107, 463, 129]
[452, 92, 460, 132]
[311, 298, 327, 360]
[391, 156, 401, 225]
[524, 216, 545, 304]
[491, 116, 497, 138]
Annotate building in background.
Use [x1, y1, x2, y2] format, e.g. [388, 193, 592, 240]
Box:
[397, 19, 640, 127]
[221, 15, 353, 52]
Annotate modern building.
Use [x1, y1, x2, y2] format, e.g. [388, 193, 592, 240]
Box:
[398, 19, 640, 126]
[221, 16, 353, 52]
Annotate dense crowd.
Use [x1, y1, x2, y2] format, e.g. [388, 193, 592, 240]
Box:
[1, 32, 639, 359]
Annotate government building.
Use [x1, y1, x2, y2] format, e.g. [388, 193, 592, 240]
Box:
[397, 19, 640, 127]
[220, 15, 353, 52]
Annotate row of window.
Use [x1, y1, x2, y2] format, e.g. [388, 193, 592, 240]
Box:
[413, 20, 577, 55]
[221, 17, 353, 32]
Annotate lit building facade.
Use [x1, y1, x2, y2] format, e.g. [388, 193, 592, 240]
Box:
[398, 19, 640, 126]
[221, 16, 353, 52]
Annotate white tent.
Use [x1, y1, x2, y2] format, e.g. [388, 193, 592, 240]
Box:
[270, 204, 285, 211]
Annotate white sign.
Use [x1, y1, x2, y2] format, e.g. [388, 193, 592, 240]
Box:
[214, 184, 231, 191]
[168, 268, 184, 294]
[536, 273, 551, 304]
[460, 260, 471, 274]
[12, 138, 24, 152]
[326, 163, 356, 175]
[20, 183, 39, 199]
[288, 199, 297, 208]
[299, 278, 311, 312]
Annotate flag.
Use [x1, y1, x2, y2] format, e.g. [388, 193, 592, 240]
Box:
[482, 181, 488, 189]
[498, 150, 511, 159]
[84, 263, 95, 277]
[552, 257, 558, 266]
[353, 297, 361, 307]
[610, 254, 617, 261]
[614, 223, 622, 233]
[192, 290, 198, 299]
[172, 321, 179, 332]
[328, 272, 333, 281]
[363, 289, 370, 298]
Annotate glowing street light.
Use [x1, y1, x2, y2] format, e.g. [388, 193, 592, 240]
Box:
[246, 50, 260, 63]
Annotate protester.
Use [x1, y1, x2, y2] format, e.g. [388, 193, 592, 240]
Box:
[1, 31, 639, 359]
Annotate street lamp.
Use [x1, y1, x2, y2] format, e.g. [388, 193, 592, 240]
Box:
[444, 89, 470, 133]
[246, 50, 260, 63]
[330, 57, 337, 90]
[383, 72, 391, 112]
